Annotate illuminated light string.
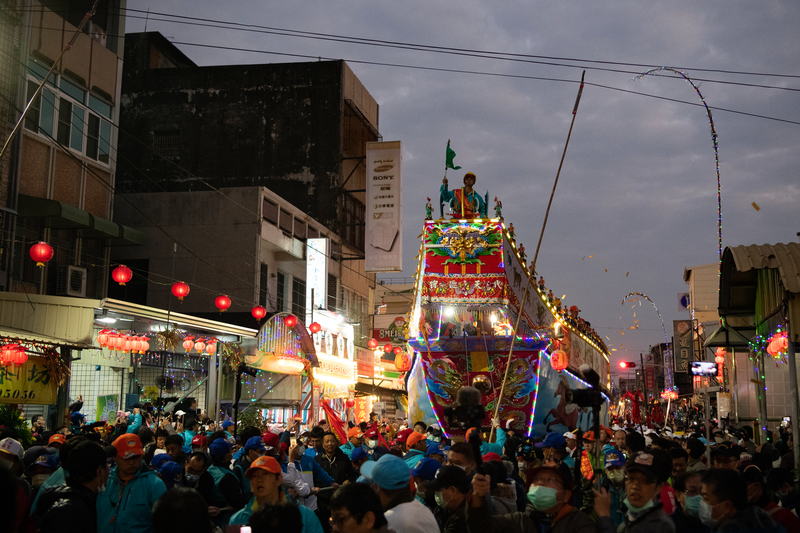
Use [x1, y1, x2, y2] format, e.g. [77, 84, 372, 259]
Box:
[620, 292, 672, 388]
[634, 67, 722, 278]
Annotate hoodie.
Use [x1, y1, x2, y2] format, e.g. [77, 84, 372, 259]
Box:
[716, 504, 784, 533]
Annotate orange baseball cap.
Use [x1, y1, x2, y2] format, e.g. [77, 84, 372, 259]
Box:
[407, 431, 427, 448]
[245, 455, 282, 478]
[112, 433, 144, 459]
[348, 427, 363, 439]
[48, 434, 66, 445]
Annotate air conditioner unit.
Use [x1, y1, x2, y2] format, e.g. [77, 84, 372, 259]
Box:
[56, 265, 87, 297]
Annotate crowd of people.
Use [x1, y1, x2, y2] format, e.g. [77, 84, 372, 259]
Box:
[4, 402, 800, 533]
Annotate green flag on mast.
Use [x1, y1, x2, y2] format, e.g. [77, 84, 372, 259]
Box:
[445, 140, 461, 170]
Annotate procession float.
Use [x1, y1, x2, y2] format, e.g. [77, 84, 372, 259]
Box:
[404, 172, 611, 438]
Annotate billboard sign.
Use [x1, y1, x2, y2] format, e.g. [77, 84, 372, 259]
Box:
[306, 238, 328, 322]
[365, 141, 402, 272]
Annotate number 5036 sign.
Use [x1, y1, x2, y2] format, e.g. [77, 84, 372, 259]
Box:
[0, 356, 58, 405]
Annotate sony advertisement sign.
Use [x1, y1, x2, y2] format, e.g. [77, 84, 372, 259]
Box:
[365, 141, 402, 272]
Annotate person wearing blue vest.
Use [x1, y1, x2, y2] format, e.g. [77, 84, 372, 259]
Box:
[206, 438, 250, 527]
[221, 420, 235, 440]
[180, 418, 200, 454]
[402, 431, 428, 469]
[96, 433, 167, 533]
[126, 406, 143, 434]
[229, 455, 323, 532]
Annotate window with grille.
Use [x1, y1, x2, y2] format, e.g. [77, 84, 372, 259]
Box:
[276, 272, 286, 312]
[291, 278, 306, 317]
[327, 274, 338, 310]
[259, 263, 268, 308]
[263, 199, 279, 225]
[279, 210, 293, 235]
[153, 130, 180, 157]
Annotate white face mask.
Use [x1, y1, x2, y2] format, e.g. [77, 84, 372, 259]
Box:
[32, 474, 50, 487]
[367, 440, 377, 449]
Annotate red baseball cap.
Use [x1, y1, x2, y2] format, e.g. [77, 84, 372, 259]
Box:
[482, 452, 503, 463]
[112, 434, 144, 459]
[261, 431, 280, 448]
[245, 455, 282, 478]
[395, 428, 414, 443]
[48, 434, 66, 445]
[191, 434, 208, 446]
[364, 428, 380, 439]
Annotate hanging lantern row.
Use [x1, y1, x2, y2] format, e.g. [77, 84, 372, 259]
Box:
[97, 330, 151, 354]
[172, 281, 190, 301]
[383, 343, 393, 353]
[0, 344, 28, 366]
[182, 335, 217, 355]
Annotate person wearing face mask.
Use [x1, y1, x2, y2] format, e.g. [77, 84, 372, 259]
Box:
[697, 469, 782, 533]
[595, 449, 675, 533]
[742, 465, 800, 533]
[600, 449, 628, 528]
[425, 464, 470, 532]
[363, 428, 390, 461]
[767, 467, 799, 514]
[234, 436, 268, 494]
[35, 439, 115, 533]
[468, 459, 594, 533]
[669, 472, 709, 533]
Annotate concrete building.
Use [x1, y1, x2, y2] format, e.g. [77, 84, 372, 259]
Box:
[1, 1, 142, 298]
[117, 32, 379, 253]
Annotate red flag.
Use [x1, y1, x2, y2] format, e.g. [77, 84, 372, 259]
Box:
[320, 401, 347, 445]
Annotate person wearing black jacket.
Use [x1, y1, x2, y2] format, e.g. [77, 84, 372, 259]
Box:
[36, 439, 114, 533]
[316, 432, 357, 484]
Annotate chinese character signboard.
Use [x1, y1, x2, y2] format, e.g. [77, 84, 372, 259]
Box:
[673, 320, 694, 373]
[645, 366, 655, 390]
[353, 397, 370, 423]
[0, 356, 58, 404]
[365, 141, 402, 272]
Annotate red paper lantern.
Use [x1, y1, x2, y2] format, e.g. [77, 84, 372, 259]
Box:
[368, 339, 379, 349]
[0, 344, 18, 366]
[215, 295, 231, 313]
[172, 281, 190, 301]
[112, 265, 133, 286]
[183, 336, 195, 352]
[8, 345, 27, 366]
[140, 339, 150, 353]
[97, 330, 110, 347]
[284, 315, 298, 328]
[309, 322, 321, 334]
[29, 242, 54, 267]
[113, 335, 126, 351]
[550, 349, 569, 372]
[394, 352, 411, 372]
[251, 306, 267, 321]
[345, 399, 355, 409]
[384, 343, 393, 353]
[206, 343, 217, 355]
[194, 340, 206, 353]
[393, 346, 401, 355]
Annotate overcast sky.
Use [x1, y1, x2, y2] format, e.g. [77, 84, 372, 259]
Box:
[124, 0, 800, 371]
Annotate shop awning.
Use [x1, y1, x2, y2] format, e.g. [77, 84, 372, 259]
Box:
[703, 319, 755, 349]
[17, 195, 146, 245]
[0, 292, 100, 347]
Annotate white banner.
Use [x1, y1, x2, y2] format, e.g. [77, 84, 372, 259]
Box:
[306, 238, 328, 322]
[365, 141, 402, 272]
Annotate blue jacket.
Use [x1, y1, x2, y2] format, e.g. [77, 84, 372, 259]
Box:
[126, 413, 143, 434]
[340, 441, 374, 461]
[97, 463, 167, 533]
[180, 429, 196, 454]
[403, 449, 426, 469]
[230, 496, 323, 532]
[479, 429, 506, 457]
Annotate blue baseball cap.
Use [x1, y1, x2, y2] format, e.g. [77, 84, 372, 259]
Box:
[245, 437, 266, 451]
[426, 443, 444, 456]
[351, 447, 368, 463]
[32, 452, 60, 469]
[221, 420, 234, 430]
[410, 457, 441, 481]
[604, 449, 626, 468]
[150, 453, 173, 469]
[366, 454, 411, 490]
[535, 432, 566, 449]
[209, 438, 233, 458]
